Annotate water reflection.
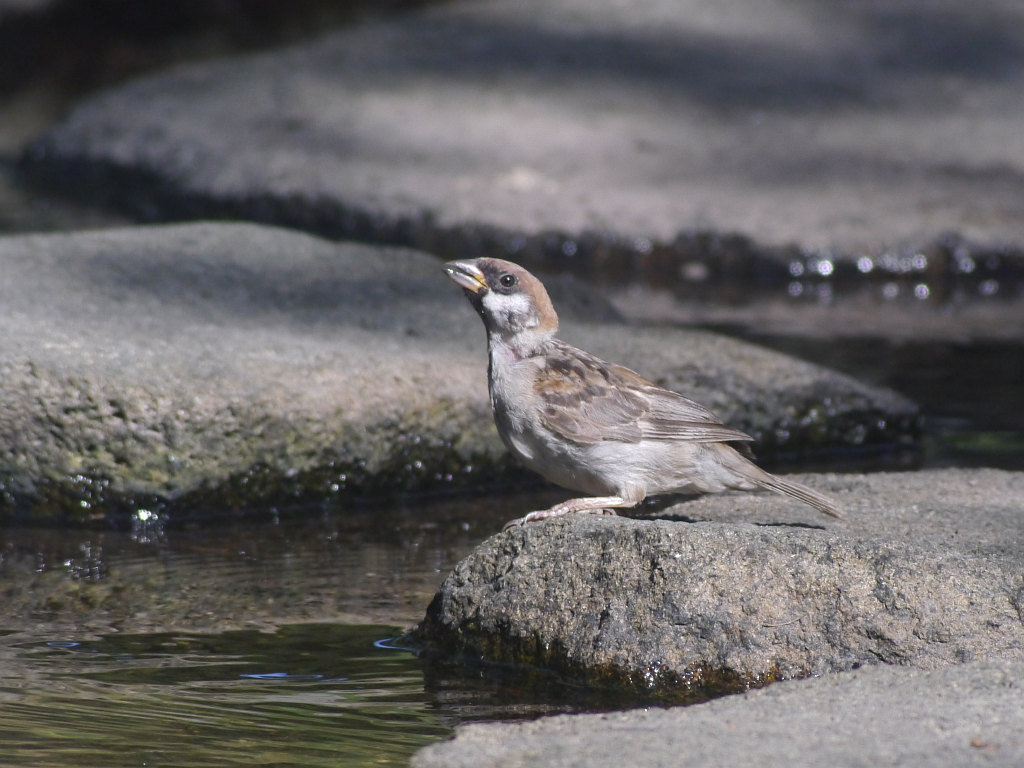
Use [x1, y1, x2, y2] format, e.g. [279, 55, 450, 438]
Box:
[774, 240, 1022, 307]
[552, 230, 1024, 308]
[1, 499, 483, 765]
[3, 617, 679, 767]
[0, 624, 447, 768]
[0, 492, 573, 768]
[0, 490, 566, 634]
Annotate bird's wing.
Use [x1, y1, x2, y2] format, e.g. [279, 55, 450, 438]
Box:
[639, 385, 754, 443]
[534, 347, 646, 443]
[534, 343, 753, 445]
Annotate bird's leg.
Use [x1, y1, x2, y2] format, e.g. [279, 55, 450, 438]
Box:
[504, 495, 635, 529]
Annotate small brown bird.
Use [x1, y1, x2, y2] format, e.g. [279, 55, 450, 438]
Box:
[445, 257, 843, 527]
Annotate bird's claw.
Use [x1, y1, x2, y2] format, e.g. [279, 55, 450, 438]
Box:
[503, 507, 617, 530]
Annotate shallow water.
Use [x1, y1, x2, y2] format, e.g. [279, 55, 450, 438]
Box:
[0, 624, 442, 768]
[1, 490, 639, 767]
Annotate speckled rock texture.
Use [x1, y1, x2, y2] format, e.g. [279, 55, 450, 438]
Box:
[0, 222, 915, 522]
[415, 469, 1024, 692]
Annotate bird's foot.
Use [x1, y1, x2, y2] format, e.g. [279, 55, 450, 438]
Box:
[503, 506, 618, 530]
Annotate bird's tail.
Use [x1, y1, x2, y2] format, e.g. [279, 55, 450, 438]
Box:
[709, 442, 845, 519]
[754, 472, 844, 519]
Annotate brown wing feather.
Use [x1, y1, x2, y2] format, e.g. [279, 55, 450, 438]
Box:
[640, 386, 754, 442]
[534, 345, 645, 443]
[534, 341, 753, 445]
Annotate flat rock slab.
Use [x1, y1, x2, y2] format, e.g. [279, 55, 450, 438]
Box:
[20, 0, 1024, 256]
[412, 659, 1024, 768]
[415, 469, 1024, 693]
[0, 222, 914, 523]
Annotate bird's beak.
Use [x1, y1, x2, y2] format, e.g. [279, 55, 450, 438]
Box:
[444, 260, 488, 294]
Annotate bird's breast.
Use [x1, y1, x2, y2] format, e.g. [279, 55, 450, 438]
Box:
[487, 355, 546, 459]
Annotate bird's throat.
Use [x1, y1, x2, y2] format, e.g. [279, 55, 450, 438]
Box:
[487, 327, 556, 364]
[487, 334, 525, 365]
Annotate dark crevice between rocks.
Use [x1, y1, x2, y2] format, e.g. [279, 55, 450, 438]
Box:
[0, 447, 539, 528]
[740, 404, 923, 473]
[17, 150, 1024, 306]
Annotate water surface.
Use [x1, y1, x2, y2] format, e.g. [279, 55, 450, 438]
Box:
[0, 490, 622, 767]
[0, 624, 441, 768]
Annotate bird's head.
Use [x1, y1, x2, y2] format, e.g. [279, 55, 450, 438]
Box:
[444, 258, 558, 352]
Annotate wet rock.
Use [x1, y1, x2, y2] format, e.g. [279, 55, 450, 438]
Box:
[414, 469, 1024, 694]
[412, 658, 1024, 768]
[18, 0, 1024, 259]
[0, 222, 916, 523]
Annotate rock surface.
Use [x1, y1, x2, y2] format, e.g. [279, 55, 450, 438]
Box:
[0, 222, 914, 522]
[0, 222, 492, 522]
[415, 469, 1024, 693]
[19, 0, 1024, 257]
[412, 659, 1024, 768]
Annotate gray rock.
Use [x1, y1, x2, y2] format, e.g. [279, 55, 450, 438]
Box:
[19, 0, 1024, 255]
[0, 222, 503, 521]
[0, 222, 915, 522]
[412, 659, 1024, 768]
[415, 469, 1024, 692]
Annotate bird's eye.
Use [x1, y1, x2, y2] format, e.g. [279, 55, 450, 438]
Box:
[499, 273, 517, 289]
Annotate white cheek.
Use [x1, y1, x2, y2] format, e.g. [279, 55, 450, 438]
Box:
[482, 291, 535, 327]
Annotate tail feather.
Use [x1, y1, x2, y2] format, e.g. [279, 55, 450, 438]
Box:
[707, 442, 844, 519]
[755, 473, 844, 519]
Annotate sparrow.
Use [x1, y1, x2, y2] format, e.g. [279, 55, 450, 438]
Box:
[444, 257, 843, 527]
